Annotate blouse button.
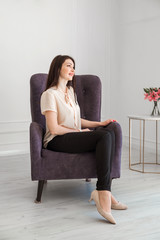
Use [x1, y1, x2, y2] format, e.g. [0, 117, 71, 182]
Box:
[83, 89, 86, 94]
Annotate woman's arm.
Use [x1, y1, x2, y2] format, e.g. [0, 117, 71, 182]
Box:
[45, 111, 90, 135]
[81, 118, 117, 128]
[45, 111, 79, 135]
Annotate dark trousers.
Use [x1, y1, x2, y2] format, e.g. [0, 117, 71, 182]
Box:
[47, 125, 115, 192]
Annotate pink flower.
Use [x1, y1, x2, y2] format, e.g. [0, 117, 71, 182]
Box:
[148, 91, 159, 102]
[157, 89, 160, 98]
[144, 93, 149, 100]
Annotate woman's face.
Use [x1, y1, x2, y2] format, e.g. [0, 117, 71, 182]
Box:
[59, 59, 75, 81]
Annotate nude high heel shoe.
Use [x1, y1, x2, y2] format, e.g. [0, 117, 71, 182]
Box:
[89, 190, 116, 224]
[111, 201, 128, 210]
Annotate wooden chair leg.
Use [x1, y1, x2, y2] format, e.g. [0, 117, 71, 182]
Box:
[34, 180, 45, 203]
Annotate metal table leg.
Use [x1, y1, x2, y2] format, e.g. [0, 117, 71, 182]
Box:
[142, 120, 145, 173]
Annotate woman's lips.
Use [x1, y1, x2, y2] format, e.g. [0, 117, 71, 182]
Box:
[69, 73, 74, 76]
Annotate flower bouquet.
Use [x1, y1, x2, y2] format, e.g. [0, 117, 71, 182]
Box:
[144, 88, 160, 116]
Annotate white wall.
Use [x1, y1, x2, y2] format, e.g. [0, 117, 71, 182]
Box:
[2, 0, 159, 156]
[0, 0, 110, 155]
[110, 0, 160, 149]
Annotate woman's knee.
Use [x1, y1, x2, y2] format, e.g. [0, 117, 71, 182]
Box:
[105, 122, 122, 136]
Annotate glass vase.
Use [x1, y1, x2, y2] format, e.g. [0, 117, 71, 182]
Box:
[151, 101, 160, 116]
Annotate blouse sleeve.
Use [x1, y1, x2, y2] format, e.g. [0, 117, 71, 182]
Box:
[40, 91, 57, 115]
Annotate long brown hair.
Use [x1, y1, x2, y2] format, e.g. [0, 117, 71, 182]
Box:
[45, 55, 76, 93]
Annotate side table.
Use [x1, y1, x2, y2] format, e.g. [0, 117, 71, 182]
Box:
[128, 115, 160, 174]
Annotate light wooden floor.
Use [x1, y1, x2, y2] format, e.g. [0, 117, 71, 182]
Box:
[0, 146, 160, 240]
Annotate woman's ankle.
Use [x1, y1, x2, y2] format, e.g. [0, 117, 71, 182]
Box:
[98, 191, 111, 213]
[111, 194, 119, 205]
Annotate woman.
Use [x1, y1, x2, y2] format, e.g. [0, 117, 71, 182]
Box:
[40, 55, 127, 224]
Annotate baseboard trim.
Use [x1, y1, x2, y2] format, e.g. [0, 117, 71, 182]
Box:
[0, 135, 158, 157]
[0, 149, 29, 157]
[123, 135, 160, 153]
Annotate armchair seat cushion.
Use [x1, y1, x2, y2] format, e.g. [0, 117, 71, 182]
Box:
[39, 149, 97, 180]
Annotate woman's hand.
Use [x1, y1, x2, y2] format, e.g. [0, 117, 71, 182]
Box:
[81, 128, 91, 132]
[100, 119, 117, 127]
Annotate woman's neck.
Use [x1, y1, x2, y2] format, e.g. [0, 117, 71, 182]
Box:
[57, 78, 68, 93]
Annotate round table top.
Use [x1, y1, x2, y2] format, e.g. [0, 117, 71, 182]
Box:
[128, 115, 160, 121]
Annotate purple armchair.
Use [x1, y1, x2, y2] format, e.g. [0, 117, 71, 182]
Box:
[30, 74, 122, 203]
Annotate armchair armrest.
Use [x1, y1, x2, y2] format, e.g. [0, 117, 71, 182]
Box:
[30, 122, 44, 180]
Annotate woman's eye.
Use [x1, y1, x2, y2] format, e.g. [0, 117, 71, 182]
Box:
[67, 64, 74, 69]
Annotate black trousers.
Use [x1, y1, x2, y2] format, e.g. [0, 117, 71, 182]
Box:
[47, 126, 115, 192]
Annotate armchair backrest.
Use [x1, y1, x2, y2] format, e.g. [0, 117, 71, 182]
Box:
[30, 74, 101, 130]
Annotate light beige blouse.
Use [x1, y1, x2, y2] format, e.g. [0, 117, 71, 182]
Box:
[40, 86, 81, 148]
